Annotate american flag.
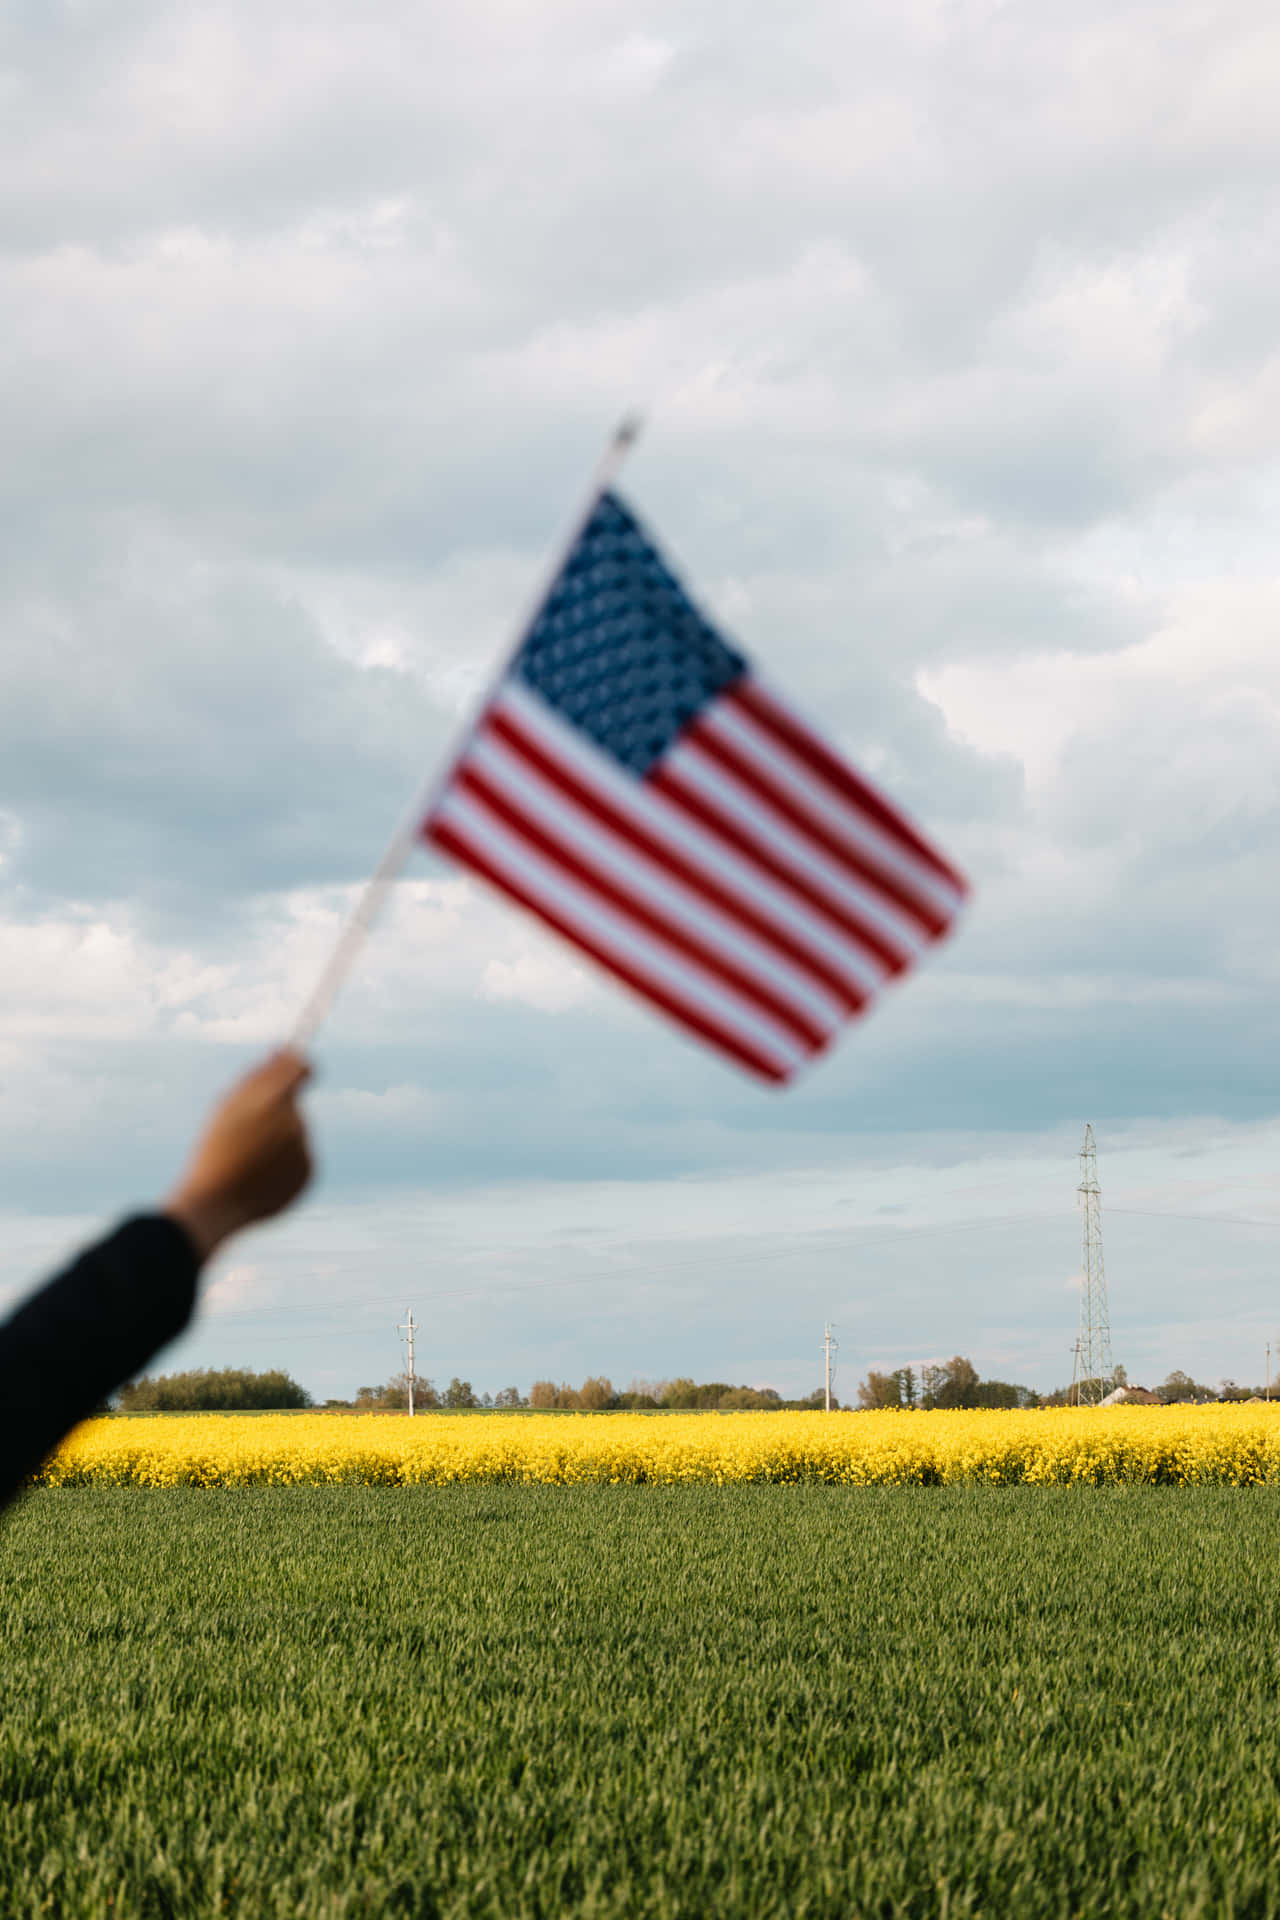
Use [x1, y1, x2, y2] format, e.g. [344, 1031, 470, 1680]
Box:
[422, 491, 968, 1085]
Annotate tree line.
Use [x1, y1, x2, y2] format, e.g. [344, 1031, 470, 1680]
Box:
[340, 1375, 506, 1411]
[121, 1370, 508, 1412]
[116, 1361, 1272, 1415]
[121, 1368, 311, 1411]
[333, 1374, 834, 1411]
[857, 1358, 1041, 1410]
[116, 1370, 835, 1412]
[856, 1358, 1271, 1409]
[527, 1377, 832, 1411]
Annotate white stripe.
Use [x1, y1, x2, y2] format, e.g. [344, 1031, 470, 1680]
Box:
[665, 734, 930, 962]
[700, 698, 964, 926]
[432, 786, 806, 1076]
[751, 675, 965, 894]
[492, 680, 886, 999]
[465, 728, 847, 1036]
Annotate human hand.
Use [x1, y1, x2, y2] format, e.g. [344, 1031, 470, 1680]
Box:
[164, 1050, 314, 1264]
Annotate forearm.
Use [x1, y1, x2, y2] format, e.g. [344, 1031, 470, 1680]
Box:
[0, 1048, 311, 1514]
[0, 1216, 200, 1510]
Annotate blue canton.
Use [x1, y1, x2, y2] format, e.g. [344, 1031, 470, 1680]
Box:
[512, 492, 746, 776]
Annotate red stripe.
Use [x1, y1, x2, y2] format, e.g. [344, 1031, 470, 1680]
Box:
[456, 762, 828, 1053]
[486, 707, 870, 1018]
[651, 761, 912, 978]
[685, 716, 950, 940]
[424, 818, 792, 1084]
[732, 680, 969, 897]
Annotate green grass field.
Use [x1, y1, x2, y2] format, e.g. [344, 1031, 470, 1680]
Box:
[3, 1487, 1280, 1918]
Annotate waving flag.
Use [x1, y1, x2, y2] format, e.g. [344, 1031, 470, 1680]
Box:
[422, 491, 968, 1084]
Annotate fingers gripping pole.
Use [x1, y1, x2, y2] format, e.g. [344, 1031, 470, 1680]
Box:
[287, 416, 643, 1051]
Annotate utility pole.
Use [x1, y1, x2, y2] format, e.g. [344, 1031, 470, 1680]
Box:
[397, 1307, 417, 1417]
[1077, 1126, 1114, 1405]
[823, 1322, 838, 1412]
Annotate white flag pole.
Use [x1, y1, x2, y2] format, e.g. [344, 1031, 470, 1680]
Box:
[289, 415, 643, 1052]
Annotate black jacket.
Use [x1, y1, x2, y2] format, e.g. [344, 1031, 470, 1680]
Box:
[0, 1216, 199, 1510]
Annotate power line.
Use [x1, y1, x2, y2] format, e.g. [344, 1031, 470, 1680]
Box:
[1108, 1206, 1280, 1229]
[181, 1197, 1280, 1349]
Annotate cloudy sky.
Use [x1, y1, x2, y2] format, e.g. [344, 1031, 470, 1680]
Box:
[4, 0, 1280, 1402]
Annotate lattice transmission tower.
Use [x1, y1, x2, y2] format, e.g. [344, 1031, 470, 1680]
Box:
[1076, 1124, 1114, 1404]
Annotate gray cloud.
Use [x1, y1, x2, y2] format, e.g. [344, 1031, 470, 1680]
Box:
[2, 0, 1280, 1390]
[0, 565, 442, 912]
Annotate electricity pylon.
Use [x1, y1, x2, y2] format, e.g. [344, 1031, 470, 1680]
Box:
[397, 1306, 417, 1417]
[823, 1323, 838, 1411]
[1076, 1125, 1114, 1404]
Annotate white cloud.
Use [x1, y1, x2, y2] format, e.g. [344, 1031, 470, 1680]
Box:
[3, 0, 1280, 1393]
[482, 945, 591, 1012]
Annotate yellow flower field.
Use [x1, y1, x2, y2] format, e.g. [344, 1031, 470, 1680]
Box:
[29, 1403, 1280, 1488]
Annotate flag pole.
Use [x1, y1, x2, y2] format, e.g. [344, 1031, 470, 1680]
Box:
[288, 414, 643, 1051]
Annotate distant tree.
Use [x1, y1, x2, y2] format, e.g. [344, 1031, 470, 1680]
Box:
[719, 1387, 784, 1410]
[351, 1375, 438, 1411]
[444, 1377, 479, 1409]
[859, 1367, 931, 1409]
[1156, 1370, 1211, 1404]
[578, 1376, 616, 1411]
[857, 1369, 906, 1410]
[529, 1380, 556, 1408]
[973, 1379, 1039, 1409]
[659, 1377, 699, 1409]
[554, 1382, 582, 1409]
[386, 1372, 440, 1411]
[655, 1378, 767, 1410]
[493, 1386, 523, 1410]
[625, 1378, 667, 1404]
[921, 1357, 981, 1410]
[120, 1368, 311, 1412]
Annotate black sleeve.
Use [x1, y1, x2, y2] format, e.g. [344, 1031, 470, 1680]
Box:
[0, 1215, 200, 1510]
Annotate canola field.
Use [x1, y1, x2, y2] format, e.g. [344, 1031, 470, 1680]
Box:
[33, 1401, 1280, 1488]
